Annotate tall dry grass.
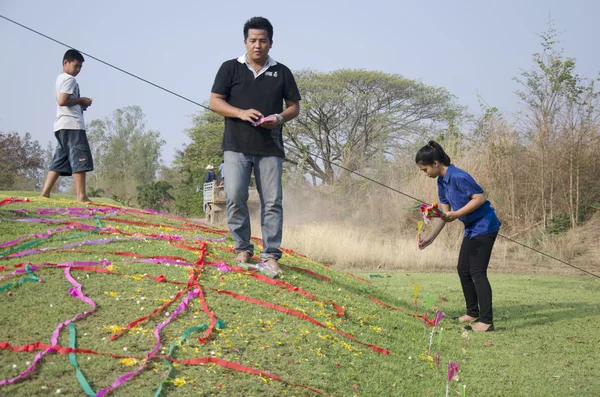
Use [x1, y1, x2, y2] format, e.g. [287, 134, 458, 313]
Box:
[279, 222, 588, 275]
[281, 222, 460, 271]
[243, 147, 600, 276]
[248, 207, 595, 275]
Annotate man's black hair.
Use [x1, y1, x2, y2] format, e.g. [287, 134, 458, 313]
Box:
[243, 17, 273, 42]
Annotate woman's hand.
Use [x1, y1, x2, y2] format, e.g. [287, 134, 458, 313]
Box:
[418, 234, 436, 250]
[441, 211, 458, 223]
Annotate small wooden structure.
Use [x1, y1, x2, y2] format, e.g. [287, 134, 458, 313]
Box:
[203, 181, 260, 224]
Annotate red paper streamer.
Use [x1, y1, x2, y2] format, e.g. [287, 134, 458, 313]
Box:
[215, 289, 389, 355]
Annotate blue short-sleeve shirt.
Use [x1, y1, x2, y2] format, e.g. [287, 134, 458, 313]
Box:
[437, 165, 501, 238]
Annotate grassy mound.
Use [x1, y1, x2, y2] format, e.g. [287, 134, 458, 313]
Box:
[0, 192, 599, 396]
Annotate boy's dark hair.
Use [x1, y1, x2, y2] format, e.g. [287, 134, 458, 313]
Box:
[63, 49, 85, 63]
[415, 140, 452, 166]
[243, 17, 273, 42]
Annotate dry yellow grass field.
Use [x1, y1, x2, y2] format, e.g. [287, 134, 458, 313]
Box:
[280, 222, 593, 274]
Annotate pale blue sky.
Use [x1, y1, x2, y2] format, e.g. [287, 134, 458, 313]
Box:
[1, 0, 598, 164]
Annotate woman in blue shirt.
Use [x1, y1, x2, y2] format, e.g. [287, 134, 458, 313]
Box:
[416, 141, 501, 332]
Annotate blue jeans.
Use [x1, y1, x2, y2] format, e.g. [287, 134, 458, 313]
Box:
[223, 151, 283, 261]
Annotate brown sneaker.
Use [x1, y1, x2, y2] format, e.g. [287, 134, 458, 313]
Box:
[264, 258, 283, 275]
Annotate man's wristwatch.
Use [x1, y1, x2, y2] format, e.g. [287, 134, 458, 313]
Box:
[275, 113, 284, 125]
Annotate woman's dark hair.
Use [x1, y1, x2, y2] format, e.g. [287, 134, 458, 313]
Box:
[415, 140, 451, 166]
[63, 49, 84, 63]
[243, 16, 273, 42]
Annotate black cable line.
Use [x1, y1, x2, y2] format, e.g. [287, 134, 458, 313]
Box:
[287, 148, 600, 279]
[0, 14, 212, 111]
[497, 235, 598, 278]
[2, 13, 598, 279]
[284, 144, 427, 204]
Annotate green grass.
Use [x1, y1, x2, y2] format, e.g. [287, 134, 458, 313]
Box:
[0, 192, 599, 396]
[0, 191, 122, 206]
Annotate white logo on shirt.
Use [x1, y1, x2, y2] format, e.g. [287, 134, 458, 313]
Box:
[265, 71, 278, 77]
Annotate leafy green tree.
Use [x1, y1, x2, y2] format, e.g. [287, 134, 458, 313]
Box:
[87, 106, 165, 199]
[176, 110, 223, 178]
[87, 187, 105, 198]
[515, 21, 599, 228]
[0, 131, 44, 190]
[171, 110, 224, 216]
[136, 180, 174, 212]
[285, 69, 463, 184]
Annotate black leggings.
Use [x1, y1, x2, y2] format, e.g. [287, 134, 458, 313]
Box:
[457, 232, 498, 324]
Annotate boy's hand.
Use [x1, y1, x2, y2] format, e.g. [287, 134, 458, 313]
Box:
[418, 234, 435, 250]
[80, 97, 93, 107]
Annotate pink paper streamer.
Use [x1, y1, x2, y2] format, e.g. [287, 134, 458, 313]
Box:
[96, 288, 199, 397]
[433, 312, 445, 327]
[122, 258, 195, 267]
[215, 262, 232, 272]
[0, 260, 111, 282]
[61, 238, 134, 250]
[0, 226, 76, 248]
[195, 236, 227, 243]
[0, 268, 97, 386]
[5, 247, 51, 257]
[6, 238, 142, 259]
[49, 260, 112, 268]
[1, 212, 116, 223]
[0, 266, 40, 281]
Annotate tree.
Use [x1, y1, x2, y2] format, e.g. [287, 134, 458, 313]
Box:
[136, 181, 174, 212]
[87, 106, 165, 199]
[87, 187, 105, 198]
[176, 110, 224, 177]
[171, 110, 224, 216]
[515, 21, 600, 229]
[284, 69, 463, 184]
[471, 105, 530, 227]
[560, 79, 600, 227]
[0, 131, 44, 189]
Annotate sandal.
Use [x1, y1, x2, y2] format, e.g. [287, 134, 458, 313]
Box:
[464, 324, 494, 332]
[452, 315, 479, 323]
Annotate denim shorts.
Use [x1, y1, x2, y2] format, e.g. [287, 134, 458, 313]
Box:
[49, 129, 94, 176]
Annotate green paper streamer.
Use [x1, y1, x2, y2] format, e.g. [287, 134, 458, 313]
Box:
[67, 232, 89, 240]
[426, 295, 434, 310]
[0, 264, 40, 291]
[68, 323, 96, 396]
[0, 238, 43, 257]
[215, 319, 226, 330]
[93, 215, 103, 231]
[461, 384, 466, 397]
[0, 230, 89, 258]
[437, 328, 444, 351]
[155, 320, 226, 396]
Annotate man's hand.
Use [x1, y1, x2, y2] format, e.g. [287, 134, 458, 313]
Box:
[260, 114, 280, 129]
[238, 108, 263, 123]
[440, 211, 458, 223]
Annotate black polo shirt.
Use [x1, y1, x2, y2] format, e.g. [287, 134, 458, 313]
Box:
[211, 57, 301, 157]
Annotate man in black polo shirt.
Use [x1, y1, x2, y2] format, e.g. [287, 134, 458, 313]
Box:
[209, 16, 301, 275]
